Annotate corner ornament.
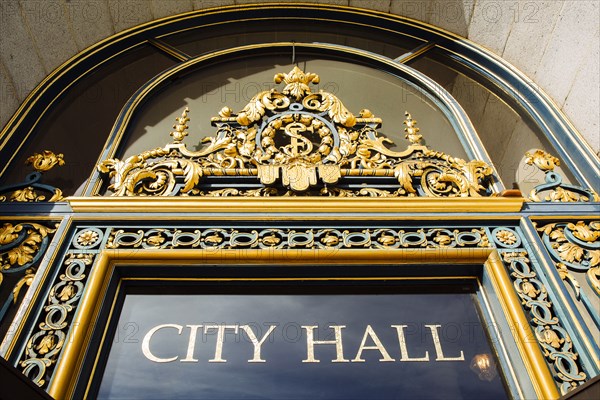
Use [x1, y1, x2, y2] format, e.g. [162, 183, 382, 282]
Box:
[98, 66, 494, 197]
[525, 149, 598, 202]
[537, 220, 600, 297]
[0, 151, 65, 202]
[0, 222, 58, 324]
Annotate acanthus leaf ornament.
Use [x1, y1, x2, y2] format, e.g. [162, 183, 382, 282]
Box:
[537, 221, 600, 297]
[500, 251, 587, 394]
[525, 149, 598, 202]
[98, 66, 494, 197]
[0, 151, 65, 202]
[0, 222, 58, 325]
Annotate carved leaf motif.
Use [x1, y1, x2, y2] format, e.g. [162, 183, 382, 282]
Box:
[7, 244, 36, 266]
[434, 234, 453, 246]
[261, 235, 281, 246]
[11, 188, 39, 201]
[589, 250, 600, 267]
[320, 92, 356, 127]
[146, 235, 165, 247]
[520, 281, 539, 298]
[539, 223, 556, 236]
[548, 187, 582, 202]
[557, 263, 581, 299]
[542, 328, 564, 349]
[394, 164, 417, 194]
[550, 228, 567, 242]
[127, 170, 156, 195]
[181, 160, 203, 193]
[567, 222, 600, 242]
[0, 223, 22, 245]
[557, 242, 584, 263]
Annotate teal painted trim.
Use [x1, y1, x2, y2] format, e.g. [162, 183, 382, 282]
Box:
[522, 202, 600, 215]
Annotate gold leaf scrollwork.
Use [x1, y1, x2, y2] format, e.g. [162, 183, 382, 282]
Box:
[0, 223, 57, 287]
[537, 221, 600, 298]
[525, 149, 598, 202]
[19, 252, 94, 387]
[0, 151, 65, 202]
[98, 66, 495, 197]
[26, 151, 65, 172]
[501, 251, 586, 394]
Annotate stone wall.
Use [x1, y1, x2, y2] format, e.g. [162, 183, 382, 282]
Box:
[1, 0, 598, 154]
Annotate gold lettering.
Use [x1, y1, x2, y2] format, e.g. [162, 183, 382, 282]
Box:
[391, 325, 430, 362]
[352, 325, 395, 362]
[425, 324, 465, 361]
[180, 325, 203, 363]
[302, 325, 349, 363]
[204, 324, 239, 362]
[241, 325, 276, 363]
[142, 324, 183, 363]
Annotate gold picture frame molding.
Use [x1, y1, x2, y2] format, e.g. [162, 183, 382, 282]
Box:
[67, 196, 524, 214]
[49, 247, 558, 400]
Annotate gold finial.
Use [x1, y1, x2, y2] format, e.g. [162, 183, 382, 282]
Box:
[403, 112, 422, 145]
[26, 151, 65, 172]
[274, 66, 319, 101]
[170, 107, 190, 143]
[525, 149, 560, 172]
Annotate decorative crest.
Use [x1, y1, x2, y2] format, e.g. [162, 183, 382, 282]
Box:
[98, 66, 495, 197]
[0, 151, 65, 202]
[274, 66, 320, 101]
[525, 149, 598, 202]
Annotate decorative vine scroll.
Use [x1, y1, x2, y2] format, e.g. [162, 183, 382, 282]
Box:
[499, 251, 587, 395]
[20, 253, 95, 387]
[98, 66, 494, 197]
[525, 150, 598, 202]
[18, 223, 589, 394]
[19, 227, 104, 387]
[0, 151, 65, 202]
[0, 222, 58, 325]
[537, 221, 600, 297]
[106, 226, 490, 250]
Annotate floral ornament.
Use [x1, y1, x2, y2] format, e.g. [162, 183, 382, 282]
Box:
[495, 229, 518, 246]
[76, 230, 99, 247]
[0, 151, 65, 202]
[274, 65, 319, 101]
[525, 149, 598, 202]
